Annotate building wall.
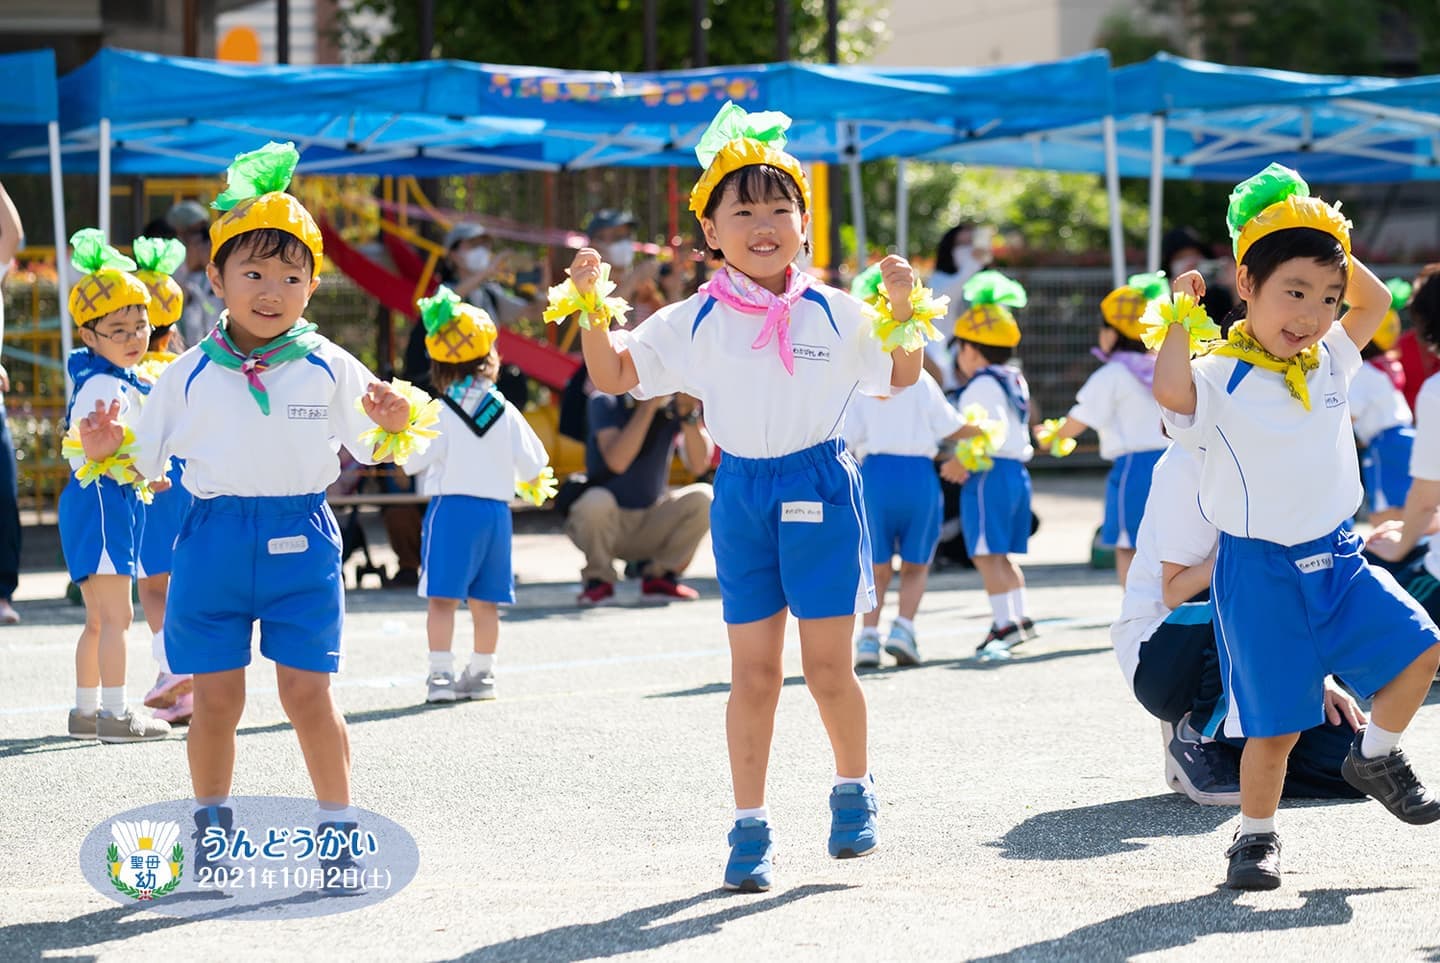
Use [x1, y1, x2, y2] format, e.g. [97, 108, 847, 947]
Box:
[868, 0, 1145, 67]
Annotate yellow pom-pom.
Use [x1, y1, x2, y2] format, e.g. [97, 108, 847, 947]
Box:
[1035, 418, 1077, 458]
[1138, 292, 1221, 353]
[871, 285, 949, 353]
[543, 263, 631, 331]
[955, 404, 1007, 472]
[515, 466, 559, 507]
[354, 379, 442, 466]
[63, 424, 140, 487]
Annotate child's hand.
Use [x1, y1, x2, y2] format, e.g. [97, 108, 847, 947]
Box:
[149, 477, 173, 494]
[1323, 676, 1367, 729]
[78, 400, 125, 462]
[567, 248, 604, 297]
[939, 456, 969, 485]
[879, 254, 917, 323]
[363, 382, 412, 434]
[1364, 525, 1406, 562]
[1171, 270, 1206, 300]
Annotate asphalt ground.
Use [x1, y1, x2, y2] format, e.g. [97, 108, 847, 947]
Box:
[3, 471, 1440, 961]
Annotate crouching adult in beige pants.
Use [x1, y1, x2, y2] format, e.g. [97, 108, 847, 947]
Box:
[567, 391, 714, 605]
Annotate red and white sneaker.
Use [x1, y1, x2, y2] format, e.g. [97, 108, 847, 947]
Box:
[577, 580, 615, 606]
[641, 573, 699, 601]
[144, 671, 193, 709]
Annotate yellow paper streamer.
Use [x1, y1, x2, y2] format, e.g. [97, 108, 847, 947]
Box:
[62, 424, 141, 487]
[1035, 418, 1077, 458]
[1138, 292, 1221, 354]
[871, 285, 949, 353]
[542, 264, 631, 331]
[515, 466, 559, 507]
[354, 379, 441, 466]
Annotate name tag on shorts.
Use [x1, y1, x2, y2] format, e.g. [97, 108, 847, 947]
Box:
[268, 535, 309, 555]
[781, 501, 824, 523]
[1295, 552, 1333, 574]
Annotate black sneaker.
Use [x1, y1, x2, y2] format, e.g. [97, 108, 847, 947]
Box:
[192, 804, 234, 876]
[1225, 831, 1282, 890]
[1340, 728, 1440, 825]
[1165, 714, 1241, 806]
[976, 622, 1020, 656]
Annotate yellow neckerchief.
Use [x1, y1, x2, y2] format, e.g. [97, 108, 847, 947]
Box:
[1210, 320, 1321, 410]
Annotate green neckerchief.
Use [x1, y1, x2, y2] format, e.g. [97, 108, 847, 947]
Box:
[200, 315, 325, 415]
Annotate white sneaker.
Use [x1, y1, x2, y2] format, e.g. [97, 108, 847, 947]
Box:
[855, 630, 882, 669]
[884, 623, 920, 666]
[455, 667, 496, 701]
[426, 671, 457, 704]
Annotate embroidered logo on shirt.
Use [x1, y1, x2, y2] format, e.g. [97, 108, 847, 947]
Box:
[781, 501, 824, 523]
[791, 344, 831, 363]
[1295, 553, 1334, 574]
[1324, 392, 1343, 408]
[267, 535, 310, 555]
[287, 404, 329, 421]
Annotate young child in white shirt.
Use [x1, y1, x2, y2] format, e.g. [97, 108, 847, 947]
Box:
[402, 286, 551, 705]
[1350, 279, 1416, 525]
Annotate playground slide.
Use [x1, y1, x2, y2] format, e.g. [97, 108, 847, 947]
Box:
[318, 219, 582, 392]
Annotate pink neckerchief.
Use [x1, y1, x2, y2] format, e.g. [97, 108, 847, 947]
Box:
[699, 265, 815, 375]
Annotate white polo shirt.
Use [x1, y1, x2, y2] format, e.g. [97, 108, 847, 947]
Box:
[956, 365, 1033, 462]
[1111, 444, 1217, 687]
[1161, 325, 1363, 545]
[134, 337, 385, 497]
[1408, 374, 1440, 579]
[617, 283, 893, 459]
[403, 379, 549, 500]
[67, 372, 143, 471]
[843, 370, 962, 460]
[1349, 361, 1412, 445]
[1067, 359, 1168, 461]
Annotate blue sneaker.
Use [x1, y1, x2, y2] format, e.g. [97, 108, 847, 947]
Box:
[884, 622, 920, 666]
[723, 818, 774, 892]
[855, 629, 881, 669]
[1165, 714, 1241, 806]
[828, 783, 878, 858]
[317, 820, 367, 894]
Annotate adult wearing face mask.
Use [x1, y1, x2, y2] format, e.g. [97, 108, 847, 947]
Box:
[167, 200, 226, 348]
[1161, 227, 1234, 323]
[585, 210, 662, 302]
[923, 223, 993, 391]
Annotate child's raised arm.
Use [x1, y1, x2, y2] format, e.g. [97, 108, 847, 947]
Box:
[568, 248, 640, 395]
[1340, 257, 1390, 351]
[1152, 271, 1205, 416]
[879, 254, 923, 388]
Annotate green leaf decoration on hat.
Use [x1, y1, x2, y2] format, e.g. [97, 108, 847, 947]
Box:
[1386, 277, 1413, 312]
[131, 236, 186, 276]
[961, 269, 1028, 309]
[1227, 163, 1308, 243]
[850, 263, 885, 303]
[69, 228, 137, 274]
[417, 285, 462, 337]
[1126, 271, 1168, 301]
[694, 101, 792, 169]
[213, 141, 300, 212]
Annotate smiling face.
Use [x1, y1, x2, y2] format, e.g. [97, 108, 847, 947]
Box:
[78, 304, 150, 368]
[700, 167, 809, 295]
[207, 233, 319, 352]
[1236, 257, 1346, 358]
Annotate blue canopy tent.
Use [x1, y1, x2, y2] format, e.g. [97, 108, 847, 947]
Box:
[0, 49, 72, 365]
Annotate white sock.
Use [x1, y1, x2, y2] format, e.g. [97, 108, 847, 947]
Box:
[469, 652, 495, 675]
[893, 616, 915, 633]
[834, 772, 873, 789]
[428, 651, 454, 675]
[1361, 723, 1402, 759]
[734, 806, 768, 823]
[988, 593, 1015, 628]
[100, 686, 125, 715]
[316, 804, 360, 825]
[1239, 814, 1276, 835]
[151, 629, 172, 675]
[1007, 587, 1028, 621]
[76, 687, 99, 714]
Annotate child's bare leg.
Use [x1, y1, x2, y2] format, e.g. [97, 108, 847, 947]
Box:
[972, 555, 1020, 598]
[468, 600, 499, 655]
[896, 562, 929, 621]
[189, 669, 246, 802]
[727, 610, 786, 809]
[277, 664, 350, 807]
[1240, 732, 1302, 820]
[80, 575, 132, 688]
[1115, 548, 1135, 587]
[799, 614, 868, 779]
[426, 597, 458, 654]
[75, 596, 102, 691]
[864, 564, 892, 629]
[1370, 643, 1440, 734]
[137, 574, 168, 636]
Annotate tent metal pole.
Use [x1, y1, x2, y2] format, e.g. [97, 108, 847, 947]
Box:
[98, 117, 111, 241]
[1102, 115, 1124, 288]
[49, 120, 72, 398]
[895, 157, 909, 256]
[847, 128, 866, 269]
[1147, 114, 1164, 274]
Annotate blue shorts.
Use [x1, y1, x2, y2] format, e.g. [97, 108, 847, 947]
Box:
[961, 457, 1031, 557]
[860, 453, 942, 566]
[419, 495, 515, 603]
[1361, 424, 1414, 513]
[165, 494, 344, 675]
[58, 475, 142, 582]
[1213, 526, 1440, 738]
[137, 462, 192, 579]
[711, 439, 875, 625]
[1100, 448, 1164, 550]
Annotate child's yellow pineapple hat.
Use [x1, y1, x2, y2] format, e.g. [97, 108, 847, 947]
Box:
[1374, 278, 1412, 352]
[1101, 272, 1168, 343]
[953, 270, 1027, 348]
[209, 141, 324, 275]
[689, 101, 812, 219]
[1228, 162, 1352, 274]
[67, 228, 150, 328]
[130, 236, 187, 329]
[419, 285, 497, 364]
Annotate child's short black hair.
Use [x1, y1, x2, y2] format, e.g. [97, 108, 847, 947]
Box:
[700, 164, 808, 260]
[147, 326, 175, 354]
[213, 227, 315, 276]
[956, 337, 1012, 365]
[1412, 270, 1440, 349]
[431, 353, 501, 391]
[1227, 227, 1348, 327]
[1104, 328, 1149, 355]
